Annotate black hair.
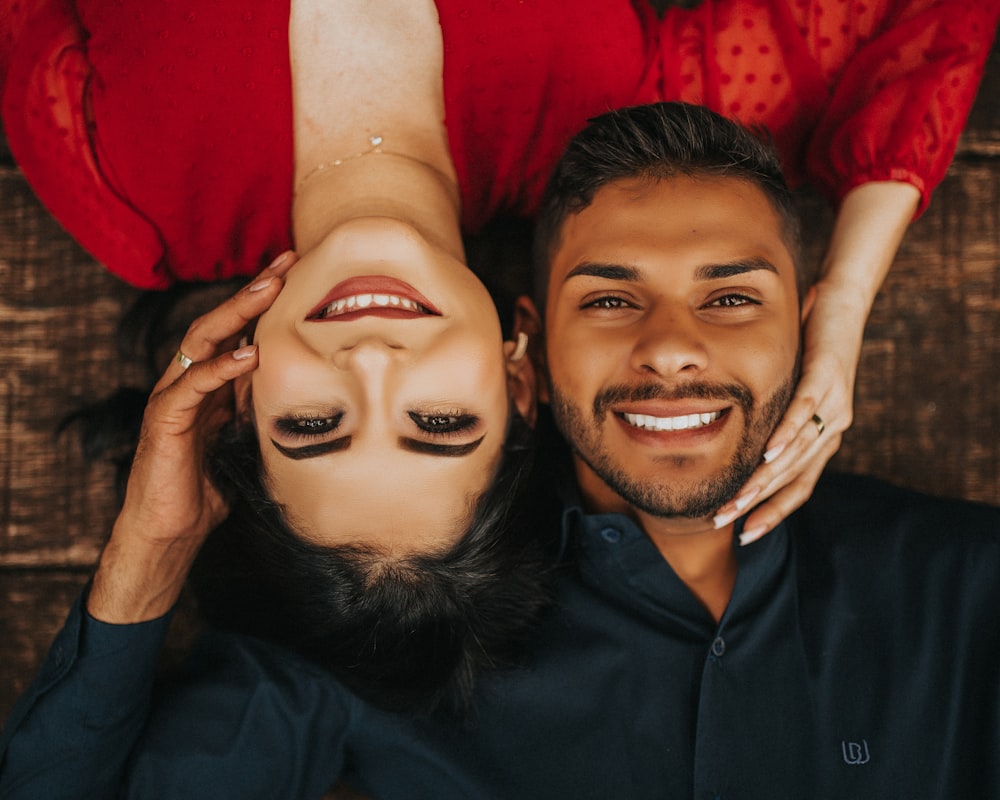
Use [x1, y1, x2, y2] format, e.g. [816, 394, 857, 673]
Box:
[192, 409, 559, 715]
[533, 102, 805, 305]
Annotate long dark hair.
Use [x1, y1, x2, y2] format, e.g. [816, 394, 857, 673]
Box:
[192, 408, 559, 714]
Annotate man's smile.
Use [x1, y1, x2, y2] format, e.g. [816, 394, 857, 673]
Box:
[621, 409, 725, 432]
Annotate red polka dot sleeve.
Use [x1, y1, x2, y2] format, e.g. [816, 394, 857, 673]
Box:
[803, 0, 999, 216]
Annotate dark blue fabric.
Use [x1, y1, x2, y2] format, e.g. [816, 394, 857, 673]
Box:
[3, 473, 999, 799]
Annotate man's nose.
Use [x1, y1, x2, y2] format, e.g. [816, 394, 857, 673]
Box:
[628, 310, 709, 377]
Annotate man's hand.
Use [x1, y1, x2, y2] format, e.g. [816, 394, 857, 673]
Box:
[88, 253, 297, 623]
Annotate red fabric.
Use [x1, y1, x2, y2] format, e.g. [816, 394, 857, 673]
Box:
[2, 0, 997, 288]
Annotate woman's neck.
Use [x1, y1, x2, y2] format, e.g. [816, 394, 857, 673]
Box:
[292, 147, 464, 261]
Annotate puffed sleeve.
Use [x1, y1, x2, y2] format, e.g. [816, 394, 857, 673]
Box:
[0, 0, 166, 288]
[806, 0, 999, 217]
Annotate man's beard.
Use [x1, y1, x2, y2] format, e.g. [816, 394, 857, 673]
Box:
[550, 374, 795, 519]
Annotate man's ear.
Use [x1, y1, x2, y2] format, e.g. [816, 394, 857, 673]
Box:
[800, 285, 817, 323]
[512, 295, 549, 404]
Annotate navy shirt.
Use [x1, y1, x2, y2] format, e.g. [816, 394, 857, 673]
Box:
[3, 473, 999, 798]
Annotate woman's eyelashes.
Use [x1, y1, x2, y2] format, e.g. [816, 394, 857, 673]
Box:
[274, 413, 344, 439]
[408, 411, 479, 437]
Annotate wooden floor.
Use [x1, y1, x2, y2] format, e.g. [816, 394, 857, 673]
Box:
[2, 45, 999, 730]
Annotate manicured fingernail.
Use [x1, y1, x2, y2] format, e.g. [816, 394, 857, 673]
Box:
[247, 276, 274, 293]
[762, 443, 785, 463]
[713, 509, 740, 529]
[735, 488, 760, 512]
[739, 525, 767, 547]
[265, 252, 290, 271]
[233, 345, 257, 360]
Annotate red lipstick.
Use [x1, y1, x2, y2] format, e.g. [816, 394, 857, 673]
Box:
[306, 276, 441, 321]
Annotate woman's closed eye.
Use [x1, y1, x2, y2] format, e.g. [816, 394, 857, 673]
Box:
[274, 412, 344, 440]
[408, 411, 479, 438]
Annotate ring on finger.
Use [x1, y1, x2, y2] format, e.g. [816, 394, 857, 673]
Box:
[175, 350, 194, 370]
[810, 413, 825, 435]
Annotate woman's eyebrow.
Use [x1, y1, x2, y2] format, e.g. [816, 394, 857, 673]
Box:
[399, 435, 487, 457]
[269, 434, 486, 460]
[270, 436, 352, 460]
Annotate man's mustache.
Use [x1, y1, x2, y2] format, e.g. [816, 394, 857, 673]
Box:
[593, 381, 754, 419]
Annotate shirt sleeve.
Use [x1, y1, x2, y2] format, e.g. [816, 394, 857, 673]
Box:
[1, 593, 351, 800]
[805, 0, 1000, 217]
[123, 633, 351, 800]
[0, 591, 173, 799]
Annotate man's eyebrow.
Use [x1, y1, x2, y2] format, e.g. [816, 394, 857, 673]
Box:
[399, 435, 486, 457]
[270, 436, 352, 460]
[563, 263, 641, 283]
[564, 258, 778, 284]
[695, 257, 778, 280]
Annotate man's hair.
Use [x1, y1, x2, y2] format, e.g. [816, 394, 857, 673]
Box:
[533, 102, 805, 304]
[193, 413, 558, 715]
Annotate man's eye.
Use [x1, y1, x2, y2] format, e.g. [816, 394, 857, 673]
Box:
[409, 411, 478, 435]
[584, 296, 631, 310]
[275, 414, 342, 439]
[710, 294, 757, 308]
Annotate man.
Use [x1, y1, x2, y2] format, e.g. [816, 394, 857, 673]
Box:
[3, 103, 998, 799]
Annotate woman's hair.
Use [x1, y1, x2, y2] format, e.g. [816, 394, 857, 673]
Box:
[192, 409, 559, 714]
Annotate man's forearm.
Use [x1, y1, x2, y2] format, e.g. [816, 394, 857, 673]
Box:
[87, 523, 202, 624]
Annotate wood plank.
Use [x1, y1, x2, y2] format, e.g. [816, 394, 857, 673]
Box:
[0, 169, 146, 566]
[836, 162, 1000, 504]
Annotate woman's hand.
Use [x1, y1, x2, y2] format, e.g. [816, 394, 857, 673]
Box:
[713, 280, 861, 544]
[713, 181, 920, 545]
[87, 253, 296, 623]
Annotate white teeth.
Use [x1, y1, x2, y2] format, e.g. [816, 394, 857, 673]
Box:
[622, 410, 722, 431]
[316, 294, 427, 318]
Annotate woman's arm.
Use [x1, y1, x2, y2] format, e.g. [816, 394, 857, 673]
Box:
[716, 181, 920, 542]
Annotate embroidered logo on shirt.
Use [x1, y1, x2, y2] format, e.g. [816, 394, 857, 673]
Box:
[841, 739, 870, 765]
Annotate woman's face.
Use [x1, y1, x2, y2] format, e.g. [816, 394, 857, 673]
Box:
[249, 218, 519, 555]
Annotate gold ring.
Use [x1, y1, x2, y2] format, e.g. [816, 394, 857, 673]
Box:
[175, 350, 194, 370]
[811, 413, 825, 435]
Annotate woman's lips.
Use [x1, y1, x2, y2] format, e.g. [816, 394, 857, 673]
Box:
[306, 276, 442, 321]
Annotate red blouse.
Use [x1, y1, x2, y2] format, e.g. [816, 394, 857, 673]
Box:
[2, 0, 996, 288]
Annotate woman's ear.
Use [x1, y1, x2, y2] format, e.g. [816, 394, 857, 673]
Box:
[504, 330, 537, 428]
[511, 295, 549, 404]
[233, 371, 253, 426]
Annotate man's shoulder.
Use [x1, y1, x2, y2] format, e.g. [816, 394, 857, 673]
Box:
[793, 471, 1000, 538]
[787, 471, 1000, 589]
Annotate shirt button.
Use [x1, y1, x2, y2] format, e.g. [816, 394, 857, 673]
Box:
[600, 527, 622, 543]
[711, 636, 726, 657]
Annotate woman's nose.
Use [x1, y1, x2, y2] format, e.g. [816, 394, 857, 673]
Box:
[332, 336, 406, 370]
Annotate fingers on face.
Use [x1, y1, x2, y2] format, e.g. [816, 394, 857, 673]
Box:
[150, 345, 259, 424]
[159, 259, 295, 388]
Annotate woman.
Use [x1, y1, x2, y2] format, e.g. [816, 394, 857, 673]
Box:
[3, 0, 996, 545]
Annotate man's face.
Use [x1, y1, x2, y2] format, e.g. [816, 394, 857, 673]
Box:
[543, 175, 805, 519]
